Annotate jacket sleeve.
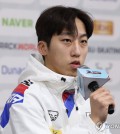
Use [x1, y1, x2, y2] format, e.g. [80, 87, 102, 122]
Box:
[9, 92, 52, 134]
[65, 115, 112, 134]
[69, 109, 113, 134]
[85, 115, 112, 134]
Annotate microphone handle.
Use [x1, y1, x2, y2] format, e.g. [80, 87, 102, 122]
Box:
[88, 81, 114, 114]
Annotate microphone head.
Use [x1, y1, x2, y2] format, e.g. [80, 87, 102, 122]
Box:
[77, 66, 110, 100]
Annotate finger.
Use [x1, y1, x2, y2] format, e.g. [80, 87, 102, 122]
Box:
[90, 87, 106, 96]
[100, 95, 115, 107]
[90, 88, 110, 100]
[90, 90, 115, 107]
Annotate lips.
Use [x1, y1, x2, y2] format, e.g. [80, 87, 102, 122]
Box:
[70, 61, 80, 69]
[71, 61, 80, 65]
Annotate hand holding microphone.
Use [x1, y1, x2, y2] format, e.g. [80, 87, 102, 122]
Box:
[77, 65, 115, 123]
[88, 81, 114, 115]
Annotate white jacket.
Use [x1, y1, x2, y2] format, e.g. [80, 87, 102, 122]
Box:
[0, 54, 111, 134]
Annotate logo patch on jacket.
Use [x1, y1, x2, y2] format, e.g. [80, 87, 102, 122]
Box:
[50, 127, 62, 134]
[48, 110, 59, 121]
[0, 80, 33, 128]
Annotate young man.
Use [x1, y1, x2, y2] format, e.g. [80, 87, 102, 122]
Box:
[0, 6, 115, 134]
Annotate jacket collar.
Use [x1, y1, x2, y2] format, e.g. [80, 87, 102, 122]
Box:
[19, 54, 77, 95]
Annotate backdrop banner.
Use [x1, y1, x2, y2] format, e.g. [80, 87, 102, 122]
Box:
[0, 0, 120, 133]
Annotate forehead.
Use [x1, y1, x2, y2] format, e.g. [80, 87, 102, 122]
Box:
[60, 31, 75, 36]
[75, 18, 86, 33]
[59, 30, 87, 39]
[60, 18, 87, 37]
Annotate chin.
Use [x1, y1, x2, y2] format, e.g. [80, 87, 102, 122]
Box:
[60, 70, 77, 77]
[67, 72, 77, 77]
[71, 74, 77, 77]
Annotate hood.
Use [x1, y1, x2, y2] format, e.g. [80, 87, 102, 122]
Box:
[18, 54, 77, 95]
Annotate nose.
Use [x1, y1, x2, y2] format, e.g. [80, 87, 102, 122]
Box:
[71, 41, 81, 57]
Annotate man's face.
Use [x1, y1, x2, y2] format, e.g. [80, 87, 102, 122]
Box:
[44, 18, 88, 77]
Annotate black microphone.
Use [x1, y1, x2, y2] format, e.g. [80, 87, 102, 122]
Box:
[88, 81, 114, 114]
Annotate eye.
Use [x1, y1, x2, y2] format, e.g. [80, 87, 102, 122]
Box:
[80, 39, 88, 46]
[62, 38, 72, 44]
[62, 38, 72, 43]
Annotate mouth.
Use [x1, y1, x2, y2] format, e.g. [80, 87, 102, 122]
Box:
[70, 61, 81, 69]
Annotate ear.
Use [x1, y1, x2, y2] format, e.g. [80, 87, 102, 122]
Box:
[37, 41, 48, 56]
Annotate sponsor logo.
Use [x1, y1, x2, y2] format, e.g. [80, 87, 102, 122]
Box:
[94, 20, 113, 35]
[90, 16, 120, 41]
[48, 110, 59, 121]
[86, 60, 120, 86]
[95, 63, 112, 72]
[50, 127, 62, 134]
[1, 65, 24, 75]
[0, 9, 39, 37]
[2, 17, 33, 28]
[88, 46, 120, 54]
[87, 70, 101, 74]
[0, 42, 37, 51]
[0, 56, 27, 84]
[6, 93, 23, 104]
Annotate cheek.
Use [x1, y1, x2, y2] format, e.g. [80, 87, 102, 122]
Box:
[85, 47, 88, 55]
[53, 52, 67, 67]
[53, 48, 68, 59]
[84, 50, 88, 57]
[82, 49, 88, 61]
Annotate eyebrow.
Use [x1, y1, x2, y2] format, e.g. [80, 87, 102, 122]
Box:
[60, 32, 88, 38]
[79, 34, 88, 38]
[60, 31, 75, 36]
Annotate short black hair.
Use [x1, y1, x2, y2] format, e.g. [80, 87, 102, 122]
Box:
[35, 6, 94, 47]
